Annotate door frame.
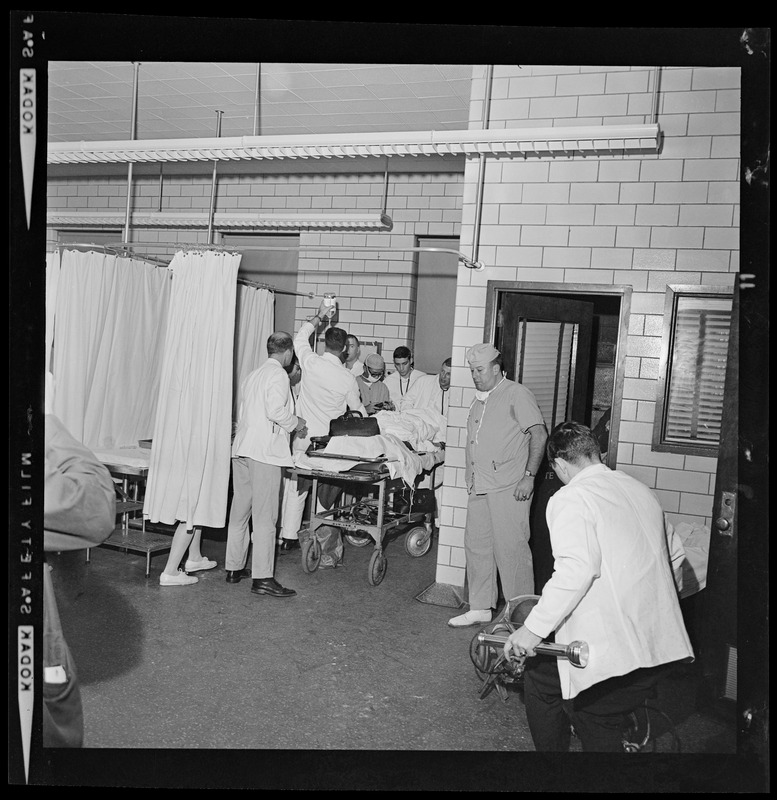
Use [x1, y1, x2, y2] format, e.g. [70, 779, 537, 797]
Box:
[483, 280, 632, 468]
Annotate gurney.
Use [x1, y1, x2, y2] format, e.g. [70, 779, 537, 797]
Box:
[291, 432, 444, 586]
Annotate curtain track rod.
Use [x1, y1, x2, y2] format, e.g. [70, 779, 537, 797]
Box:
[54, 241, 170, 267]
[57, 240, 483, 269]
[53, 242, 311, 298]
[236, 277, 312, 298]
[232, 243, 483, 269]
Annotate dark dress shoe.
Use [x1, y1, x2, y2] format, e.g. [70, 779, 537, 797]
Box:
[251, 577, 296, 597]
[225, 568, 251, 584]
[278, 538, 301, 553]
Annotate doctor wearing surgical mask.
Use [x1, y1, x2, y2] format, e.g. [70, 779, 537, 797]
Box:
[355, 353, 394, 415]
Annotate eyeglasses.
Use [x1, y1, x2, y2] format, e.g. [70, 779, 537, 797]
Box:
[366, 368, 385, 378]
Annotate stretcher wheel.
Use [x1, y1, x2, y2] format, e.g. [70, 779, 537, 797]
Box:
[301, 538, 321, 573]
[404, 525, 432, 557]
[345, 530, 372, 547]
[368, 549, 388, 586]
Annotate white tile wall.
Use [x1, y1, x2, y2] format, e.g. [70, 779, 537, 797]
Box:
[439, 65, 738, 590]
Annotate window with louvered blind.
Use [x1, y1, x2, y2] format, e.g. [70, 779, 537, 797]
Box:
[652, 286, 733, 456]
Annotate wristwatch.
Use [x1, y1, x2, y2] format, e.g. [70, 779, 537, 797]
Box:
[524, 470, 535, 478]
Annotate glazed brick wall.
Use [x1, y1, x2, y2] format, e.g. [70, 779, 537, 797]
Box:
[437, 65, 739, 588]
[47, 169, 464, 358]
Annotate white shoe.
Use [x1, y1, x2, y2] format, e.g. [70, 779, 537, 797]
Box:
[447, 609, 492, 628]
[184, 558, 217, 573]
[160, 570, 199, 586]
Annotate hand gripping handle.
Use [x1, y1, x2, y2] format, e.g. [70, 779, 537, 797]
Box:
[476, 632, 589, 668]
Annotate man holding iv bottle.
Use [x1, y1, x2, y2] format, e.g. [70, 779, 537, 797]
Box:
[278, 294, 367, 563]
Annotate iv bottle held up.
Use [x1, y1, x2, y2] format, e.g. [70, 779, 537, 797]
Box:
[323, 293, 337, 318]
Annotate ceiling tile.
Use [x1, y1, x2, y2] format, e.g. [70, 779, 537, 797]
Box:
[47, 62, 473, 141]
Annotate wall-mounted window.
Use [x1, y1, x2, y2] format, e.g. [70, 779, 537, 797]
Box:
[652, 285, 733, 456]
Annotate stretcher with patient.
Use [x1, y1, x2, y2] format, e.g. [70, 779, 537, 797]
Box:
[291, 407, 446, 585]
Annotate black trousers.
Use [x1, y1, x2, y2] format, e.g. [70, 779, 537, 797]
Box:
[523, 655, 672, 752]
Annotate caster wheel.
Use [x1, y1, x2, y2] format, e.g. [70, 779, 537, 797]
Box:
[404, 525, 432, 557]
[368, 549, 388, 586]
[345, 530, 372, 547]
[301, 537, 321, 573]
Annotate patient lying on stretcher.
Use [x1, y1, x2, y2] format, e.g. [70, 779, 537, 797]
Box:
[373, 406, 446, 450]
[293, 406, 446, 486]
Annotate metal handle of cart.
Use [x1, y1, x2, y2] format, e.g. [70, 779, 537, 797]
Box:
[475, 632, 589, 668]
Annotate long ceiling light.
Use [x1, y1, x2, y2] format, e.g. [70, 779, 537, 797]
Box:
[46, 210, 394, 232]
[47, 124, 661, 165]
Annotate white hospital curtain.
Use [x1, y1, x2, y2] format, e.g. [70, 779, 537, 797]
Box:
[49, 248, 172, 448]
[45, 250, 61, 372]
[233, 283, 274, 420]
[144, 249, 241, 530]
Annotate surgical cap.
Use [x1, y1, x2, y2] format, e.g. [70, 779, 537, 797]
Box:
[365, 353, 386, 370]
[466, 342, 500, 366]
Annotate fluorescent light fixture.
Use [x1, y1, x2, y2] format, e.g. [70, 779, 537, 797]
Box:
[47, 210, 393, 232]
[48, 125, 660, 165]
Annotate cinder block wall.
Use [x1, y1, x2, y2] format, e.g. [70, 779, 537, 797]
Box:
[47, 169, 464, 357]
[436, 65, 740, 590]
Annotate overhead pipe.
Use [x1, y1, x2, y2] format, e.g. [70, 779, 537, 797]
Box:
[470, 65, 494, 271]
[379, 158, 393, 229]
[381, 158, 390, 215]
[206, 110, 224, 244]
[253, 64, 261, 136]
[157, 163, 164, 213]
[122, 62, 140, 243]
[651, 66, 662, 125]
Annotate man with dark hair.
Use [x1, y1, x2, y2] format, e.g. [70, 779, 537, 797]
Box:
[344, 333, 363, 375]
[448, 343, 547, 628]
[504, 421, 693, 752]
[278, 300, 367, 562]
[224, 331, 307, 597]
[383, 346, 425, 404]
[327, 327, 349, 358]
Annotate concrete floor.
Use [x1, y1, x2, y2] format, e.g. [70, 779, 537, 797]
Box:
[42, 524, 752, 791]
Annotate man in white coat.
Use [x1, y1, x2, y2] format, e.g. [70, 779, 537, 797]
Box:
[504, 421, 694, 751]
[398, 357, 451, 441]
[225, 332, 307, 597]
[383, 346, 425, 406]
[277, 300, 367, 563]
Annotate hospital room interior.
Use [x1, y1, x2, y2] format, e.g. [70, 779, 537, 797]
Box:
[36, 27, 769, 789]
